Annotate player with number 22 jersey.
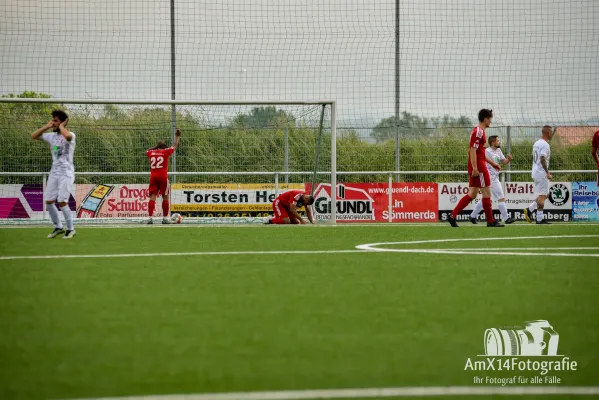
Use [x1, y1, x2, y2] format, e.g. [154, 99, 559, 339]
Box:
[145, 129, 181, 224]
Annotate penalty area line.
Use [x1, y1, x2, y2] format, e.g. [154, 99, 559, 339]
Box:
[68, 385, 599, 400]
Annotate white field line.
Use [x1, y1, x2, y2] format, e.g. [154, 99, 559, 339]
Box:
[369, 249, 599, 257]
[3, 235, 599, 261]
[355, 235, 599, 257]
[0, 250, 367, 261]
[435, 247, 599, 251]
[69, 385, 599, 400]
[355, 234, 599, 248]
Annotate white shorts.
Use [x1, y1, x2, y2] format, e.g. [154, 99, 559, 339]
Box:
[534, 178, 550, 196]
[490, 179, 505, 201]
[46, 174, 74, 203]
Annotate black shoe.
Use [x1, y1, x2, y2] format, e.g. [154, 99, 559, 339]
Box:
[447, 215, 459, 227]
[504, 217, 516, 224]
[470, 217, 478, 224]
[47, 228, 65, 238]
[536, 220, 552, 225]
[487, 221, 505, 227]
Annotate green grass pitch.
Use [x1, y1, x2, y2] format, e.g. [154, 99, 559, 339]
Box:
[0, 223, 598, 400]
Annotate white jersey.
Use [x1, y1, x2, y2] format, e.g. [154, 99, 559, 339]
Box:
[42, 132, 76, 176]
[532, 139, 550, 179]
[486, 147, 505, 181]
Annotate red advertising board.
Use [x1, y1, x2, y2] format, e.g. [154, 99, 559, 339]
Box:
[310, 182, 437, 222]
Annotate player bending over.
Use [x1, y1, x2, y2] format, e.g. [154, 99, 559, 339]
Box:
[523, 126, 553, 224]
[146, 128, 181, 224]
[31, 110, 77, 239]
[469, 135, 515, 224]
[447, 109, 503, 227]
[592, 129, 599, 185]
[265, 190, 315, 224]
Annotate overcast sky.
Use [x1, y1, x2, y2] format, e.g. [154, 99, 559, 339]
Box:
[1, 0, 597, 126]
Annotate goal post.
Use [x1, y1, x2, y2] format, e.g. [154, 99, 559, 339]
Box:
[0, 98, 337, 225]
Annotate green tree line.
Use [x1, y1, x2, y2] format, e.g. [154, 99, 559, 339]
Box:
[0, 92, 595, 184]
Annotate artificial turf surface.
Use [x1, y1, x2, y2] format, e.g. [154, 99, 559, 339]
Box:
[0, 223, 598, 400]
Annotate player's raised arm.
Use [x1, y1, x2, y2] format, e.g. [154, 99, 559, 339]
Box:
[58, 118, 73, 141]
[31, 120, 54, 140]
[172, 128, 181, 150]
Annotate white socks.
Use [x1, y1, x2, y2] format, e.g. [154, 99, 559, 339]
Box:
[537, 210, 544, 222]
[528, 201, 538, 212]
[61, 205, 74, 231]
[471, 201, 509, 221]
[470, 200, 483, 218]
[498, 202, 508, 221]
[47, 203, 63, 229]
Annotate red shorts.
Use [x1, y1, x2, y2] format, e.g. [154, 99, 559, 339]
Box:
[272, 199, 289, 219]
[149, 176, 170, 197]
[468, 168, 491, 188]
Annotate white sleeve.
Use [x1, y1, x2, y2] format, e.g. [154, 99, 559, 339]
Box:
[498, 149, 506, 161]
[69, 132, 76, 143]
[539, 143, 549, 158]
[41, 132, 53, 143]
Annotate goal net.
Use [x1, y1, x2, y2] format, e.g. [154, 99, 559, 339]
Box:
[0, 99, 337, 225]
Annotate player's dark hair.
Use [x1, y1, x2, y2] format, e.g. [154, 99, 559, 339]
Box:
[488, 135, 499, 146]
[305, 195, 315, 206]
[51, 109, 68, 122]
[478, 109, 493, 122]
[150, 140, 168, 150]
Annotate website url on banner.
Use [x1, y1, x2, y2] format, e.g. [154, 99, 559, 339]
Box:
[367, 186, 435, 194]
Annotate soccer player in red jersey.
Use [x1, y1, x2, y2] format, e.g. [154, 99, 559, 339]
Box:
[146, 128, 181, 224]
[592, 129, 599, 185]
[266, 190, 315, 224]
[447, 109, 503, 227]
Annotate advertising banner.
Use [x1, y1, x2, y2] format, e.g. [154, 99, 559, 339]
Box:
[0, 184, 75, 219]
[438, 182, 572, 222]
[310, 182, 437, 222]
[76, 184, 164, 218]
[170, 183, 305, 218]
[572, 182, 599, 222]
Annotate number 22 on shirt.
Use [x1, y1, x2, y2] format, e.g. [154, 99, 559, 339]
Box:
[150, 156, 164, 169]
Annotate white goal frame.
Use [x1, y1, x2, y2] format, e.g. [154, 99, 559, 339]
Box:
[0, 98, 338, 224]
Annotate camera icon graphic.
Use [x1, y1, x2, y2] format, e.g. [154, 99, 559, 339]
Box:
[484, 320, 559, 356]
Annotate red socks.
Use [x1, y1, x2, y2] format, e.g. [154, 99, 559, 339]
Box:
[271, 217, 285, 224]
[148, 200, 156, 217]
[162, 200, 170, 217]
[452, 195, 473, 218]
[482, 197, 495, 223]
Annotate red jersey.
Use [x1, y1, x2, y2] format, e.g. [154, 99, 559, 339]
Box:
[146, 147, 175, 178]
[275, 190, 306, 208]
[468, 126, 488, 174]
[593, 130, 599, 150]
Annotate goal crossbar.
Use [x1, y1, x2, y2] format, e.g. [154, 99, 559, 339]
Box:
[0, 98, 335, 106]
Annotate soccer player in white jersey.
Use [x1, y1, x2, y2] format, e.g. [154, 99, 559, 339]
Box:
[523, 125, 553, 225]
[31, 110, 77, 238]
[469, 135, 515, 224]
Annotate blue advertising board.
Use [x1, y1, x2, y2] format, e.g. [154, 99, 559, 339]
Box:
[572, 182, 599, 222]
